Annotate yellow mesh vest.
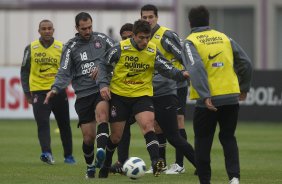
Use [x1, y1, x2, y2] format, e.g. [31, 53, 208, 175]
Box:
[29, 40, 62, 91]
[110, 39, 157, 97]
[151, 26, 184, 70]
[187, 30, 240, 99]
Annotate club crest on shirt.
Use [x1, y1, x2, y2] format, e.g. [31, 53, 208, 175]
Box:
[111, 106, 117, 117]
[94, 40, 102, 49]
[154, 34, 160, 39]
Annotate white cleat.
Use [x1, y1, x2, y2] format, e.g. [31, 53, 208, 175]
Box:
[229, 177, 239, 184]
[165, 163, 185, 174]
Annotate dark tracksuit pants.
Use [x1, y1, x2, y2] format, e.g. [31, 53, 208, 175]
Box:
[193, 104, 240, 184]
[32, 90, 73, 157]
[152, 95, 196, 168]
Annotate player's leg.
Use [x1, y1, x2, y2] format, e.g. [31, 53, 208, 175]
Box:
[75, 94, 97, 178]
[154, 95, 196, 173]
[218, 104, 240, 181]
[193, 107, 217, 184]
[32, 93, 54, 164]
[134, 96, 164, 177]
[94, 98, 110, 168]
[99, 93, 127, 178]
[52, 90, 75, 164]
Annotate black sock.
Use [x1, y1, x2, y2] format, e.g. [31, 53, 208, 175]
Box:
[144, 131, 159, 162]
[117, 122, 131, 164]
[96, 122, 109, 149]
[157, 133, 167, 165]
[82, 142, 94, 165]
[176, 129, 187, 167]
[104, 137, 118, 167]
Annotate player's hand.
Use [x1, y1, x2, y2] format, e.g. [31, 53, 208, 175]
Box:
[182, 71, 190, 79]
[239, 92, 247, 101]
[25, 93, 33, 104]
[89, 67, 98, 80]
[100, 87, 111, 101]
[44, 90, 57, 104]
[204, 97, 217, 111]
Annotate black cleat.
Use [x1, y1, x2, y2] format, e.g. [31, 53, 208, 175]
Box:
[85, 165, 95, 179]
[99, 167, 109, 178]
[109, 161, 124, 174]
[152, 158, 165, 177]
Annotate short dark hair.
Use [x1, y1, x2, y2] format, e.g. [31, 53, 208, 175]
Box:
[75, 12, 92, 27]
[133, 20, 151, 35]
[141, 4, 158, 17]
[39, 19, 52, 28]
[120, 23, 133, 36]
[188, 5, 209, 28]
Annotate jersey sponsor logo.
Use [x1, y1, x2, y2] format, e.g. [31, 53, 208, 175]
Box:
[123, 79, 144, 85]
[39, 67, 52, 73]
[62, 49, 71, 69]
[81, 62, 96, 75]
[185, 43, 195, 66]
[107, 48, 117, 63]
[164, 38, 181, 54]
[126, 73, 139, 77]
[106, 38, 114, 47]
[98, 34, 105, 39]
[94, 40, 102, 49]
[32, 45, 39, 49]
[156, 55, 172, 69]
[154, 34, 160, 39]
[125, 56, 138, 62]
[123, 45, 131, 50]
[196, 34, 223, 45]
[147, 47, 155, 53]
[208, 52, 222, 60]
[212, 62, 224, 67]
[54, 44, 61, 49]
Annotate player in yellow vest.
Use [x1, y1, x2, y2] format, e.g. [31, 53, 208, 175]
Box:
[182, 6, 253, 184]
[141, 4, 195, 174]
[97, 20, 189, 178]
[20, 20, 75, 165]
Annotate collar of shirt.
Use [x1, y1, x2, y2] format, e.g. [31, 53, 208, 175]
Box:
[191, 26, 211, 33]
[39, 37, 54, 48]
[151, 24, 161, 39]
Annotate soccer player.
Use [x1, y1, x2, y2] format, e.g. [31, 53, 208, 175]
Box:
[141, 4, 194, 174]
[183, 6, 253, 184]
[109, 23, 135, 174]
[20, 19, 75, 165]
[97, 20, 189, 178]
[44, 12, 114, 179]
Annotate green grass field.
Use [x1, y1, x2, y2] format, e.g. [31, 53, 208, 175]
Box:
[0, 120, 281, 184]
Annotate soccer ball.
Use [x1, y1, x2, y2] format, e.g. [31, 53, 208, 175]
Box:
[123, 157, 146, 179]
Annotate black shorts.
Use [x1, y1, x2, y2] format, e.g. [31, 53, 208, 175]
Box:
[75, 93, 104, 127]
[177, 87, 188, 115]
[109, 93, 154, 123]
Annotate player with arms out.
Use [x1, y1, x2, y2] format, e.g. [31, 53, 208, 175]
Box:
[44, 12, 114, 179]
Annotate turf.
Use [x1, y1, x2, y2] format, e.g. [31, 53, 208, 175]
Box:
[0, 120, 281, 184]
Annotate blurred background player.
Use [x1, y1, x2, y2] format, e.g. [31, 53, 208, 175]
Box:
[183, 5, 252, 184]
[141, 4, 195, 174]
[44, 12, 114, 179]
[109, 23, 135, 174]
[20, 19, 75, 165]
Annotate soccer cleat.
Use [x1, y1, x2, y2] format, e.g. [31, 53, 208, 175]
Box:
[152, 158, 165, 177]
[85, 165, 95, 179]
[109, 161, 124, 174]
[64, 155, 76, 164]
[229, 177, 239, 184]
[94, 148, 105, 168]
[40, 152, 55, 165]
[98, 167, 109, 178]
[165, 163, 185, 174]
